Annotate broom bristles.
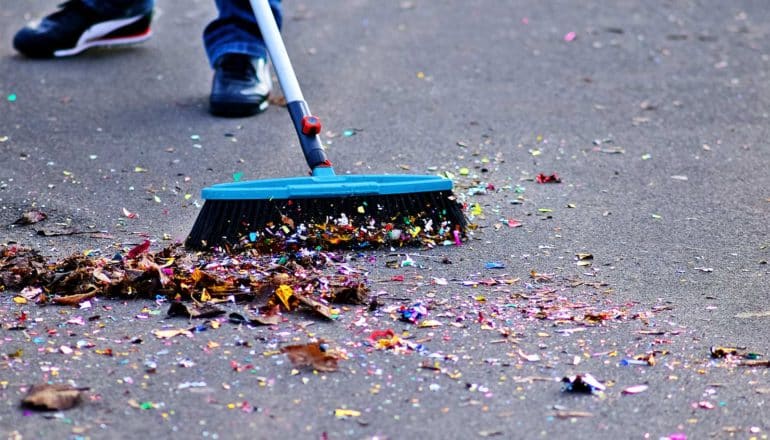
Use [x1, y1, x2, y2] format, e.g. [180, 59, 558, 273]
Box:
[185, 190, 466, 252]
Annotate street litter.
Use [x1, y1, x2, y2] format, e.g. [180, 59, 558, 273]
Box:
[562, 373, 605, 395]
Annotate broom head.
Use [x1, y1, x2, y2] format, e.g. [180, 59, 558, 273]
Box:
[185, 173, 466, 251]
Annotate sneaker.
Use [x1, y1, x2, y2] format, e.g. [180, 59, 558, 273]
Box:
[13, 0, 152, 58]
[209, 54, 272, 117]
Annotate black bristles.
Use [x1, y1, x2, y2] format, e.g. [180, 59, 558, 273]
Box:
[185, 190, 467, 251]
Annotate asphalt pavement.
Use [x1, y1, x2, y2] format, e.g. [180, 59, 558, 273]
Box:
[1, 1, 769, 439]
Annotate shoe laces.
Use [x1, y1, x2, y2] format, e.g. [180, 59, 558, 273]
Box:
[49, 0, 97, 22]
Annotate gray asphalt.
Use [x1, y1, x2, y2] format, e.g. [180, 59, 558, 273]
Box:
[1, 1, 769, 439]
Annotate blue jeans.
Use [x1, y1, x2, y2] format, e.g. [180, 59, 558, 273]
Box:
[82, 0, 282, 66]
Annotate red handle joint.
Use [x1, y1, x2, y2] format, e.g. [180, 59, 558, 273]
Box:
[301, 115, 322, 136]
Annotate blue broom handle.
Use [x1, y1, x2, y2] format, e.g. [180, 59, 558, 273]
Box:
[249, 0, 332, 173]
[250, 0, 303, 104]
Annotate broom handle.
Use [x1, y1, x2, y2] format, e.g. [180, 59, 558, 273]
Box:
[250, 0, 333, 174]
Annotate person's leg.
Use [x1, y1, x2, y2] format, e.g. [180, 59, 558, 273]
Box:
[203, 0, 282, 67]
[14, 0, 154, 58]
[204, 0, 283, 117]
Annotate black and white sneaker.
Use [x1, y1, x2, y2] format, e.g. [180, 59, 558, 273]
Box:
[13, 0, 152, 58]
[209, 54, 272, 117]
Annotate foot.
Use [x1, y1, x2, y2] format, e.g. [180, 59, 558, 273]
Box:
[209, 54, 272, 117]
[13, 0, 152, 58]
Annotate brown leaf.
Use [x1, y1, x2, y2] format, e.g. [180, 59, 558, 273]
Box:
[22, 384, 87, 410]
[249, 314, 281, 325]
[268, 94, 287, 107]
[229, 312, 281, 326]
[13, 210, 47, 226]
[281, 341, 340, 372]
[167, 302, 224, 319]
[52, 290, 98, 306]
[329, 283, 369, 305]
[296, 293, 335, 319]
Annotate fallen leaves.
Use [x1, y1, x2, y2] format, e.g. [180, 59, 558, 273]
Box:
[281, 341, 341, 372]
[22, 384, 88, 411]
[0, 245, 369, 321]
[0, 245, 47, 290]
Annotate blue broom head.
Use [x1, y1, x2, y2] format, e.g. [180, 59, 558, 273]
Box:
[201, 172, 454, 200]
[186, 169, 467, 250]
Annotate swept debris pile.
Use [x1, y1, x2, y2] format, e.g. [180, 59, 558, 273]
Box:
[0, 242, 369, 318]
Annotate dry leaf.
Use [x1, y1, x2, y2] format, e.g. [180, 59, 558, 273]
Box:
[250, 314, 281, 325]
[52, 290, 98, 306]
[228, 312, 280, 326]
[22, 384, 87, 410]
[152, 328, 193, 339]
[167, 302, 224, 319]
[329, 283, 369, 305]
[296, 294, 335, 319]
[281, 341, 340, 372]
[268, 94, 287, 107]
[13, 210, 48, 226]
[127, 240, 151, 259]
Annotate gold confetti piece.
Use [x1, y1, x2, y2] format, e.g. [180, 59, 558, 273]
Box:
[275, 285, 294, 310]
[334, 409, 361, 418]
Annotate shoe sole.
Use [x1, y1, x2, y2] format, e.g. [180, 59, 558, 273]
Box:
[53, 14, 152, 57]
[209, 98, 269, 118]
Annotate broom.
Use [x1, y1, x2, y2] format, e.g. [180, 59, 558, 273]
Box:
[185, 0, 466, 251]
